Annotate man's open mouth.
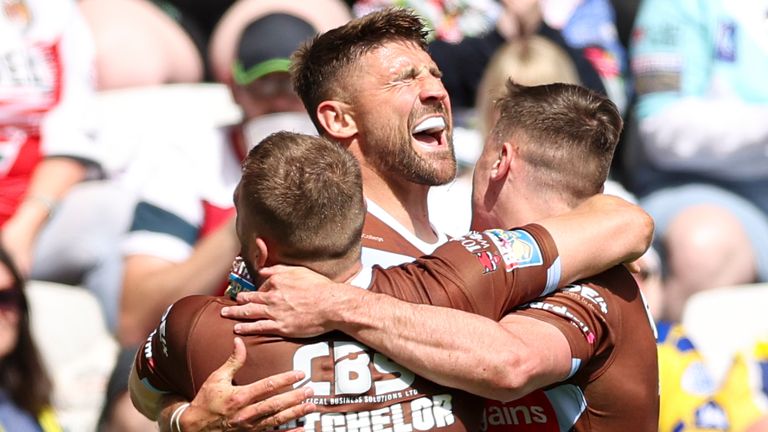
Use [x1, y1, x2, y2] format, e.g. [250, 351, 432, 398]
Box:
[412, 116, 447, 147]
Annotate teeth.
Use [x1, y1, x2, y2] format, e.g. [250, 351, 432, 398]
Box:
[413, 117, 445, 134]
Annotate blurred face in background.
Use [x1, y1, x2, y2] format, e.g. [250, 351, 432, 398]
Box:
[0, 283, 21, 358]
[633, 249, 663, 320]
[235, 72, 306, 119]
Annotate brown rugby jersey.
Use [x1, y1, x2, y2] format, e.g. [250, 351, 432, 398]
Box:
[360, 200, 448, 269]
[135, 224, 561, 431]
[482, 266, 660, 431]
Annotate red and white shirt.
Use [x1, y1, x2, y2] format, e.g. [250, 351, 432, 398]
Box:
[0, 0, 99, 225]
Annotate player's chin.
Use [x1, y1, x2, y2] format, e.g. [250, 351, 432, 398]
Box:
[425, 157, 458, 185]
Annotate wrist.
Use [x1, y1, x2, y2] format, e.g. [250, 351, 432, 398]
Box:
[170, 402, 191, 432]
[331, 286, 378, 334]
[4, 196, 56, 242]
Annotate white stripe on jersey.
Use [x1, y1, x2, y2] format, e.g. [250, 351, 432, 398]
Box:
[543, 384, 587, 431]
[366, 198, 447, 255]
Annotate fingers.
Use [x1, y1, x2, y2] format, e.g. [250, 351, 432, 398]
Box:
[241, 370, 308, 404]
[233, 387, 316, 430]
[221, 300, 270, 319]
[234, 291, 269, 305]
[231, 337, 246, 366]
[233, 320, 279, 336]
[211, 337, 247, 382]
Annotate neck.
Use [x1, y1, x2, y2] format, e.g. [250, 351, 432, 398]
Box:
[338, 260, 364, 283]
[473, 181, 573, 231]
[360, 164, 437, 243]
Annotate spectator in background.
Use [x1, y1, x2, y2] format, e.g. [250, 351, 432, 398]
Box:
[606, 178, 768, 432]
[118, 10, 321, 355]
[78, 0, 353, 89]
[0, 244, 60, 431]
[654, 318, 768, 431]
[539, 0, 629, 114]
[607, 0, 641, 53]
[627, 231, 768, 432]
[0, 0, 101, 292]
[350, 0, 608, 112]
[97, 8, 342, 431]
[622, 0, 768, 323]
[474, 34, 581, 136]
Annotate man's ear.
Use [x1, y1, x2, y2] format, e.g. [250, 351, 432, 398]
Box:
[254, 237, 269, 268]
[490, 140, 515, 181]
[317, 101, 357, 139]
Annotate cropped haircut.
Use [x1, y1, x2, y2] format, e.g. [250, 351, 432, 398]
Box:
[239, 132, 365, 269]
[491, 81, 623, 205]
[291, 7, 429, 131]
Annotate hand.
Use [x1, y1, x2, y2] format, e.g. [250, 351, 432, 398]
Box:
[180, 337, 316, 431]
[220, 265, 353, 337]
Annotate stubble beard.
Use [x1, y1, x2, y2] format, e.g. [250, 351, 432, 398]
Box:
[363, 117, 457, 187]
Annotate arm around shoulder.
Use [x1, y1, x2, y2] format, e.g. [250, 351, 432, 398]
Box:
[535, 194, 654, 284]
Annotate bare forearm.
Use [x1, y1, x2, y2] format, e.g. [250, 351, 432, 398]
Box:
[329, 289, 523, 400]
[2, 158, 88, 270]
[537, 194, 653, 284]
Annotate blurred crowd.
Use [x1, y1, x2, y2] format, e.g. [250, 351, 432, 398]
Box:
[0, 0, 767, 430]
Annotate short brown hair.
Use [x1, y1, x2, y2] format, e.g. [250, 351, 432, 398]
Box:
[291, 7, 429, 131]
[239, 131, 365, 275]
[492, 81, 622, 205]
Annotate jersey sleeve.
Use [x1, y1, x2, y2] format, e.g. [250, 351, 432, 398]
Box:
[370, 223, 561, 320]
[133, 295, 213, 400]
[514, 283, 614, 378]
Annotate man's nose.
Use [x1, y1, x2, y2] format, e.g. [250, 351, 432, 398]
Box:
[419, 74, 448, 103]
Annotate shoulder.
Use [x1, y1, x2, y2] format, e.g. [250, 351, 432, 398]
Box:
[169, 295, 232, 322]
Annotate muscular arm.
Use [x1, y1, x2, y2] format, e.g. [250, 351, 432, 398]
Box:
[119, 218, 239, 346]
[131, 336, 314, 431]
[317, 289, 572, 401]
[225, 194, 648, 397]
[534, 193, 653, 283]
[335, 195, 644, 395]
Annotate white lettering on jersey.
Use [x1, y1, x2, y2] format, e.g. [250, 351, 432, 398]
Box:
[158, 304, 173, 357]
[293, 341, 416, 397]
[482, 404, 548, 429]
[456, 231, 492, 253]
[0, 44, 57, 110]
[564, 285, 608, 314]
[283, 395, 455, 431]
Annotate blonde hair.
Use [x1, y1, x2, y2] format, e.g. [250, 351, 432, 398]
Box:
[476, 36, 580, 138]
